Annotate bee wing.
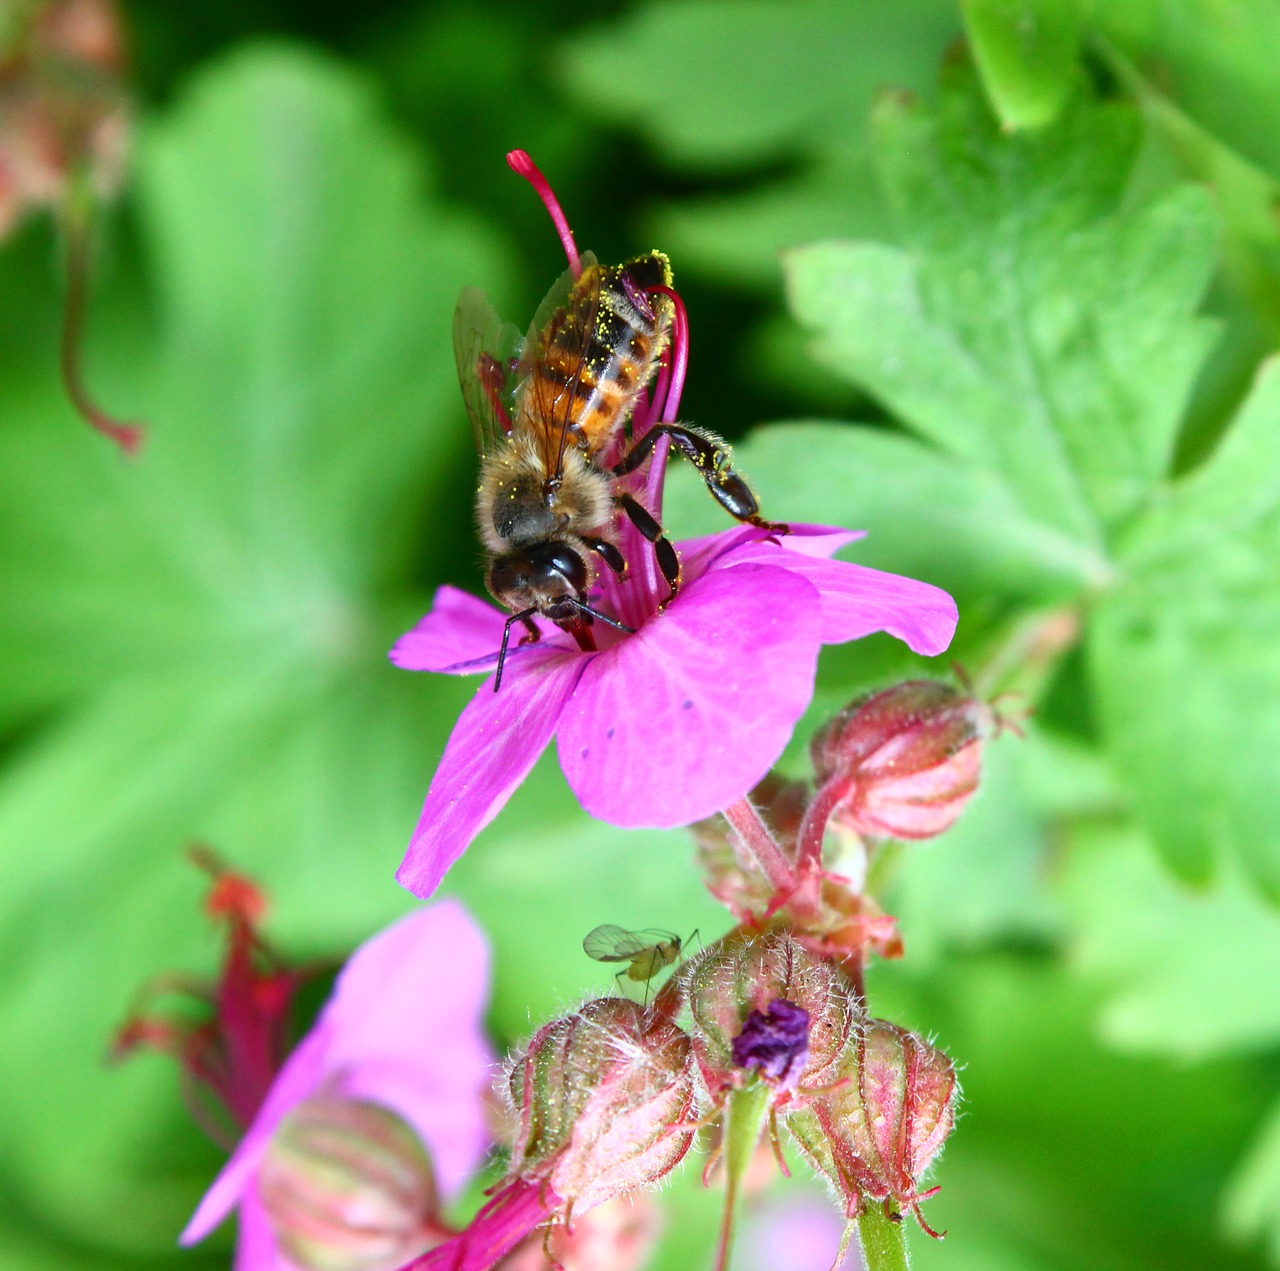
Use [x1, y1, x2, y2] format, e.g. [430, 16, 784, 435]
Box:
[453, 285, 524, 458]
[582, 924, 677, 962]
[523, 252, 605, 477]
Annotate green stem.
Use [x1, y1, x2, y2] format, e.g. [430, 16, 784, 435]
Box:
[712, 1080, 772, 1271]
[857, 1202, 912, 1271]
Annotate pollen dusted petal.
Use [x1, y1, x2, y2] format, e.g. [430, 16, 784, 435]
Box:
[396, 652, 585, 897]
[558, 564, 821, 828]
[389, 585, 511, 674]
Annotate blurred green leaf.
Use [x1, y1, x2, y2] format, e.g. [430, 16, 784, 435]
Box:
[0, 42, 504, 1253]
[1224, 1094, 1280, 1268]
[1095, 0, 1280, 186]
[787, 60, 1219, 540]
[885, 732, 1063, 967]
[961, 0, 1082, 131]
[1088, 359, 1280, 892]
[869, 956, 1270, 1271]
[559, 0, 957, 171]
[1060, 821, 1280, 1056]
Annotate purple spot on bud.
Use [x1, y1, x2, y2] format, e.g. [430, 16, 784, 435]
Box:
[606, 727, 615, 739]
[681, 699, 694, 710]
[731, 998, 811, 1090]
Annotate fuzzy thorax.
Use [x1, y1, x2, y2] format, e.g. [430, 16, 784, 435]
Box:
[476, 436, 614, 555]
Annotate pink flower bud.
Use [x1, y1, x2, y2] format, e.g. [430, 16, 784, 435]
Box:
[810, 681, 990, 841]
[258, 1095, 443, 1271]
[504, 998, 696, 1213]
[682, 932, 863, 1100]
[788, 1020, 957, 1236]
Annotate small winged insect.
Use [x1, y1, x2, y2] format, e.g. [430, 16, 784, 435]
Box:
[583, 924, 687, 1001]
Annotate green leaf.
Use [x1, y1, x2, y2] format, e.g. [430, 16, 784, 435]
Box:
[1088, 358, 1280, 892]
[961, 0, 1083, 131]
[1096, 0, 1280, 185]
[786, 61, 1219, 539]
[1224, 1094, 1280, 1267]
[1060, 821, 1280, 1057]
[663, 421, 1114, 601]
[0, 43, 504, 1252]
[872, 956, 1270, 1271]
[558, 0, 958, 170]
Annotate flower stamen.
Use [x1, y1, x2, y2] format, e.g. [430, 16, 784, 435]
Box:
[506, 148, 580, 278]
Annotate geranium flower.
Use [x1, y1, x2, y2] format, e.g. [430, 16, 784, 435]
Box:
[391, 522, 956, 898]
[180, 899, 495, 1270]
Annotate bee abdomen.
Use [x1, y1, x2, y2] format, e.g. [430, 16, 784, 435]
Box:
[527, 253, 673, 453]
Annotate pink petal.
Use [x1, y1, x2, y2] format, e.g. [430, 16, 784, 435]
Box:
[676, 523, 861, 583]
[390, 586, 509, 674]
[180, 1026, 332, 1244]
[730, 539, 957, 655]
[231, 1191, 279, 1271]
[396, 652, 585, 897]
[558, 563, 822, 827]
[326, 901, 495, 1198]
[408, 1179, 562, 1271]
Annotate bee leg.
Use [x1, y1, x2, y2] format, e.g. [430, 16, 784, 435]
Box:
[517, 614, 541, 646]
[494, 607, 539, 693]
[614, 423, 788, 535]
[615, 493, 681, 604]
[582, 535, 627, 579]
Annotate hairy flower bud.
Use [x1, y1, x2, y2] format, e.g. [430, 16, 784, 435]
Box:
[810, 680, 989, 840]
[258, 1096, 441, 1271]
[504, 998, 695, 1213]
[788, 1020, 957, 1236]
[683, 932, 862, 1100]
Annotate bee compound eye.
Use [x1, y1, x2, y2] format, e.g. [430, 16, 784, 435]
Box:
[538, 543, 589, 592]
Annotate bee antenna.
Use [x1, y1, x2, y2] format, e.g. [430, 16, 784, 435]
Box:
[506, 150, 581, 279]
[493, 607, 537, 693]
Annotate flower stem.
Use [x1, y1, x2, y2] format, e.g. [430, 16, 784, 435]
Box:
[795, 775, 852, 877]
[712, 1079, 772, 1271]
[857, 1202, 912, 1271]
[58, 177, 144, 455]
[721, 797, 797, 899]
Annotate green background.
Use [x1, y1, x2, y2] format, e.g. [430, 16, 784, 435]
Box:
[3, 1, 1280, 1268]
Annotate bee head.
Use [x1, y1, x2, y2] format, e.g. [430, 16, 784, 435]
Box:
[487, 540, 590, 622]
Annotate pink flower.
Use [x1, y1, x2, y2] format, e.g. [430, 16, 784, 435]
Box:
[391, 523, 957, 898]
[180, 900, 495, 1270]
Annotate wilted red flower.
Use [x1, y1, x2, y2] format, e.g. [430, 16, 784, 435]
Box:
[112, 847, 306, 1143]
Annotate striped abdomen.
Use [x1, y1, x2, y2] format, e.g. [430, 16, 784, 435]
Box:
[514, 252, 673, 463]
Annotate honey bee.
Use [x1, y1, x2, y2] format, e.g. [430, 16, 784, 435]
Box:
[583, 924, 687, 995]
[455, 249, 783, 689]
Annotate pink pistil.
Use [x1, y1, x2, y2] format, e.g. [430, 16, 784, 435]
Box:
[506, 149, 581, 278]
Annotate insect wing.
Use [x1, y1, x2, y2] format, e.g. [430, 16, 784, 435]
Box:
[583, 924, 678, 964]
[453, 285, 523, 457]
[523, 253, 606, 476]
